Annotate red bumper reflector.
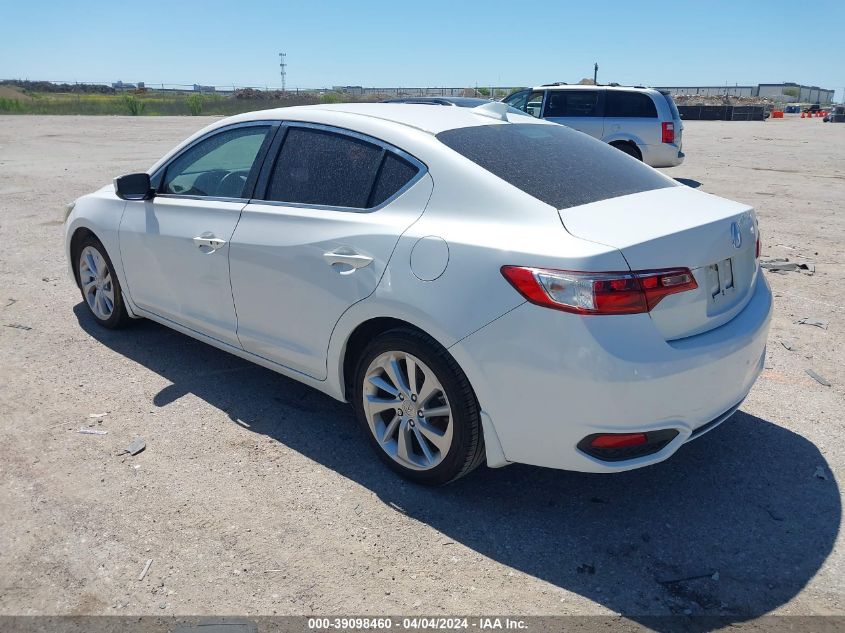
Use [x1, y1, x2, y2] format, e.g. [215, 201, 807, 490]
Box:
[589, 433, 648, 449]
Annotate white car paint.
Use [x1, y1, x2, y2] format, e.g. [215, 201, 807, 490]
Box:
[65, 103, 771, 474]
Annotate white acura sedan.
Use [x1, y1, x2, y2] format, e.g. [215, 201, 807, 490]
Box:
[65, 103, 772, 484]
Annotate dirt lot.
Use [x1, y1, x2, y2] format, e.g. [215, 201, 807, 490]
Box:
[0, 115, 843, 623]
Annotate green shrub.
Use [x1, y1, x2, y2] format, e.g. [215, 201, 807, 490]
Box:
[123, 94, 145, 115]
[319, 92, 343, 104]
[186, 94, 204, 115]
[0, 97, 25, 112]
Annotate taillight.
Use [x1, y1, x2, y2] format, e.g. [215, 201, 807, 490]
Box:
[500, 266, 698, 315]
[661, 121, 675, 144]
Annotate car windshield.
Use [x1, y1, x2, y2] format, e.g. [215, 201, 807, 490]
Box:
[436, 123, 676, 210]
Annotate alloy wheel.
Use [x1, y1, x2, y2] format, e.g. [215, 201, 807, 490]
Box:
[362, 351, 453, 471]
[78, 245, 115, 321]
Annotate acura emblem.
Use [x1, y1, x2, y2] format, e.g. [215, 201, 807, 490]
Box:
[730, 222, 742, 249]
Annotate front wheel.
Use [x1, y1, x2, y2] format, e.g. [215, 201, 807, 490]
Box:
[352, 328, 485, 485]
[75, 235, 131, 329]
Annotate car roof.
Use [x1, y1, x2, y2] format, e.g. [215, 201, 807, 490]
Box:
[532, 84, 659, 94]
[220, 102, 548, 135]
[384, 96, 491, 107]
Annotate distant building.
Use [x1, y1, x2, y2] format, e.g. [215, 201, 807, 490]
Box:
[655, 82, 834, 105]
[111, 80, 137, 90]
[193, 84, 216, 93]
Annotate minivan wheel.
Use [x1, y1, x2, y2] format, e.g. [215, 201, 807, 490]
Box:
[352, 328, 485, 485]
[611, 141, 642, 161]
[75, 235, 130, 329]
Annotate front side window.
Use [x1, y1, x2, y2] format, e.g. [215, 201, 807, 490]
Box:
[503, 90, 529, 111]
[266, 127, 419, 209]
[162, 126, 272, 198]
[505, 90, 544, 118]
[544, 90, 600, 117]
[606, 91, 658, 118]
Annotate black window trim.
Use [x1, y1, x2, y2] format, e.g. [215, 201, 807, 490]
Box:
[150, 120, 280, 203]
[252, 121, 428, 214]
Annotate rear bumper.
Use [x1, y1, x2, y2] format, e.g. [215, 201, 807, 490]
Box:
[642, 143, 685, 168]
[449, 274, 772, 473]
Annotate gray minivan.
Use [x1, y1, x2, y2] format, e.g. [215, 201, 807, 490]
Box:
[503, 85, 685, 168]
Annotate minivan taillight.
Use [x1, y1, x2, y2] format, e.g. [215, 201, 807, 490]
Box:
[661, 121, 675, 144]
[501, 266, 698, 315]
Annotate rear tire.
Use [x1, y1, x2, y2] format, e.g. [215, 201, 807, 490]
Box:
[352, 327, 485, 485]
[74, 235, 131, 329]
[611, 141, 642, 161]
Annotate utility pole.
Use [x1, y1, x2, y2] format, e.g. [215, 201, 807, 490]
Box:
[279, 52, 287, 92]
[593, 62, 598, 85]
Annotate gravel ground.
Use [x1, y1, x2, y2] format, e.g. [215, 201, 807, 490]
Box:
[0, 115, 843, 623]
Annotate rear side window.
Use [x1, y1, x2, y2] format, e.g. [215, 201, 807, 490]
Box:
[606, 91, 658, 118]
[436, 123, 675, 210]
[266, 127, 419, 209]
[370, 153, 418, 207]
[659, 91, 681, 120]
[544, 90, 600, 117]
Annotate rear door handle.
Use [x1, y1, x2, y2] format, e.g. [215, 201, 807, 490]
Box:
[323, 249, 373, 270]
[193, 236, 226, 251]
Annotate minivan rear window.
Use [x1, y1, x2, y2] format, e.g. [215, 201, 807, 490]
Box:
[659, 90, 681, 120]
[436, 123, 676, 210]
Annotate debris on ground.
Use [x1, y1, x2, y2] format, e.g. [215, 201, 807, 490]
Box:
[4, 323, 32, 330]
[761, 258, 815, 274]
[127, 438, 146, 456]
[78, 428, 108, 436]
[88, 412, 108, 419]
[796, 318, 828, 330]
[780, 340, 795, 351]
[138, 558, 153, 581]
[4, 298, 16, 308]
[805, 369, 831, 386]
[761, 259, 798, 271]
[814, 466, 829, 481]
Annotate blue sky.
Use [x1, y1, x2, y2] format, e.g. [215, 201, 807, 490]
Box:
[1, 0, 843, 100]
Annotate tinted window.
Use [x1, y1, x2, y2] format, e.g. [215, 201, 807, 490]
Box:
[506, 91, 544, 118]
[162, 126, 271, 198]
[605, 91, 658, 118]
[370, 153, 419, 207]
[544, 90, 600, 117]
[660, 91, 681, 120]
[503, 90, 529, 111]
[436, 123, 675, 210]
[267, 128, 383, 208]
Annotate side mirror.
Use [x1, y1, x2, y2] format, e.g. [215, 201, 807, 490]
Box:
[114, 173, 154, 201]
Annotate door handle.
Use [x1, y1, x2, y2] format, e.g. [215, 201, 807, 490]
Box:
[193, 236, 226, 251]
[323, 249, 374, 270]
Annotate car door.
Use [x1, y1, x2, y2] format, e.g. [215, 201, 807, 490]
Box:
[542, 89, 605, 138]
[118, 122, 276, 346]
[604, 90, 659, 145]
[228, 123, 432, 380]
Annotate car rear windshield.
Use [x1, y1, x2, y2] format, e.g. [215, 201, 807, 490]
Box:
[435, 123, 676, 210]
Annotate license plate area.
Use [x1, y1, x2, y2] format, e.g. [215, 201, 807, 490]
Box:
[707, 258, 736, 305]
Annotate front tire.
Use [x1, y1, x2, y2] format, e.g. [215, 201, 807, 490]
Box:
[74, 235, 131, 329]
[352, 328, 485, 485]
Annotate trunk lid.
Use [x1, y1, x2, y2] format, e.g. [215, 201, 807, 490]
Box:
[560, 186, 759, 340]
